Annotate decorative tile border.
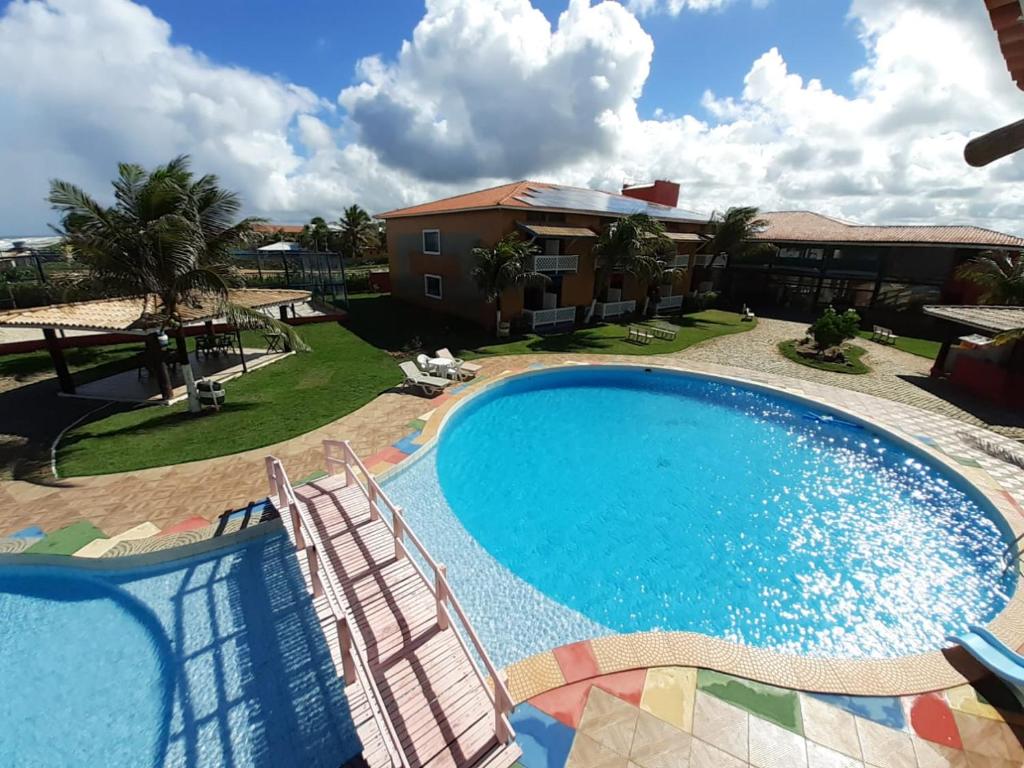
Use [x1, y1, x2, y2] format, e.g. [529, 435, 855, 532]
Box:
[370, 360, 1024, 699]
[513, 662, 1024, 768]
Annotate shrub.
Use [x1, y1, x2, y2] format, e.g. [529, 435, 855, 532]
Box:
[807, 307, 860, 350]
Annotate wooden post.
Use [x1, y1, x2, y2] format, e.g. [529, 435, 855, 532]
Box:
[308, 545, 323, 597]
[368, 481, 379, 521]
[265, 456, 277, 499]
[932, 337, 954, 378]
[495, 691, 512, 744]
[174, 327, 189, 365]
[338, 616, 356, 684]
[435, 564, 449, 630]
[42, 328, 74, 394]
[145, 333, 173, 400]
[394, 507, 405, 560]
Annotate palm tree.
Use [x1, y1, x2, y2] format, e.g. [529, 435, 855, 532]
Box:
[590, 213, 673, 318]
[955, 252, 1024, 305]
[701, 206, 772, 268]
[470, 234, 549, 333]
[337, 205, 377, 262]
[300, 216, 332, 252]
[48, 155, 308, 399]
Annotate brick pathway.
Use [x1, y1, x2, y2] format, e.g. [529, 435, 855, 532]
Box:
[678, 317, 1024, 440]
[3, 318, 1021, 538]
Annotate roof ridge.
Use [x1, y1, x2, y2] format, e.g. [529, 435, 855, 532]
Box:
[378, 180, 530, 218]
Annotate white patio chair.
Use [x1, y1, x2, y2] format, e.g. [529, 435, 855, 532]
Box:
[399, 361, 451, 396]
[436, 348, 481, 379]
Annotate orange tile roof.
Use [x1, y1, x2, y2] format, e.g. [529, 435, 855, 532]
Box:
[984, 0, 1024, 90]
[376, 181, 546, 218]
[252, 223, 305, 234]
[375, 180, 705, 221]
[751, 211, 1024, 248]
[0, 288, 311, 333]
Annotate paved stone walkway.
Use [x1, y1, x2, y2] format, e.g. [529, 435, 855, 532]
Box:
[678, 317, 1024, 439]
[3, 318, 1022, 538]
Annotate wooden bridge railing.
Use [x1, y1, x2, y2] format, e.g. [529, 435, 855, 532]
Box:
[266, 455, 409, 768]
[322, 439, 516, 746]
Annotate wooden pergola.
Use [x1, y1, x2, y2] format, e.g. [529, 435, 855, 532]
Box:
[0, 288, 310, 399]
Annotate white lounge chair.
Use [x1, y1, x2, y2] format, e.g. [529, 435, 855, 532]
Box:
[436, 348, 481, 379]
[741, 304, 756, 322]
[399, 361, 451, 396]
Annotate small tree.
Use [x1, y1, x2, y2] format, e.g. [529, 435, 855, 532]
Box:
[470, 234, 548, 334]
[807, 307, 860, 351]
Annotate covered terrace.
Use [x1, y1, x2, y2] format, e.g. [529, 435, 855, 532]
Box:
[924, 304, 1024, 408]
[0, 288, 311, 404]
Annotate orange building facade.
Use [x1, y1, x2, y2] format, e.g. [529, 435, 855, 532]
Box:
[377, 181, 709, 332]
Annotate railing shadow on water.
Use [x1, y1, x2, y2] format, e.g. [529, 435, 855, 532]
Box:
[159, 532, 363, 767]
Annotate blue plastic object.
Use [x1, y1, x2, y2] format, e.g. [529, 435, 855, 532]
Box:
[948, 625, 1024, 686]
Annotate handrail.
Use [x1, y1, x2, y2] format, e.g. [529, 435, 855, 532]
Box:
[321, 439, 517, 745]
[267, 456, 408, 768]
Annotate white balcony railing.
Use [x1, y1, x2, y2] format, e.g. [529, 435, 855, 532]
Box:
[523, 305, 577, 329]
[693, 253, 727, 268]
[655, 294, 683, 312]
[529, 254, 579, 274]
[594, 299, 636, 319]
[668, 255, 690, 269]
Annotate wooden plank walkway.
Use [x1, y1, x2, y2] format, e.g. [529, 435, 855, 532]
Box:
[269, 442, 520, 768]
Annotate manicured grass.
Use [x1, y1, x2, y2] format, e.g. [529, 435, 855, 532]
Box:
[856, 330, 941, 360]
[343, 294, 755, 358]
[57, 321, 401, 476]
[778, 340, 871, 374]
[0, 342, 139, 383]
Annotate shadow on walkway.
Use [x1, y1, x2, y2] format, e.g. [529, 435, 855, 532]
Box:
[898, 374, 1024, 437]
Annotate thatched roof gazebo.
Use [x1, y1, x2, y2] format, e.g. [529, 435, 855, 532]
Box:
[0, 288, 310, 400]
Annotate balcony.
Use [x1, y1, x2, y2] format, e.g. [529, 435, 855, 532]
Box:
[654, 294, 683, 313]
[668, 255, 690, 269]
[594, 299, 636, 319]
[522, 305, 577, 329]
[529, 254, 579, 274]
[693, 254, 727, 268]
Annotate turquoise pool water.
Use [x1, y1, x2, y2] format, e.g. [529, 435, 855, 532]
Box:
[0, 533, 360, 768]
[426, 367, 1014, 660]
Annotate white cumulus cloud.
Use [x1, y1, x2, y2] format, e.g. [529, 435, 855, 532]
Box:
[1, 0, 1022, 234]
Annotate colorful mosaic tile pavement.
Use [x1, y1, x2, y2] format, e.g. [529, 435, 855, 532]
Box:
[512, 665, 1024, 768]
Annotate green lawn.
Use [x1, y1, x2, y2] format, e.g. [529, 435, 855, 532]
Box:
[778, 340, 871, 374]
[343, 294, 754, 358]
[57, 321, 400, 476]
[49, 295, 755, 476]
[855, 330, 940, 360]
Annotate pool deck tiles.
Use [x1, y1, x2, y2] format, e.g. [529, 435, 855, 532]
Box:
[553, 640, 600, 683]
[529, 679, 594, 729]
[698, 669, 802, 734]
[592, 669, 647, 708]
[391, 431, 422, 454]
[7, 525, 44, 539]
[640, 666, 697, 733]
[809, 693, 906, 731]
[73, 521, 161, 557]
[908, 693, 962, 750]
[24, 520, 105, 555]
[509, 702, 576, 768]
[159, 515, 211, 536]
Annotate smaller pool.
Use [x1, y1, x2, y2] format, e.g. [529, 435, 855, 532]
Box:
[0, 533, 361, 768]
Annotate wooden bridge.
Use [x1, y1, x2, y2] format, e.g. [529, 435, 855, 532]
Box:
[266, 440, 520, 768]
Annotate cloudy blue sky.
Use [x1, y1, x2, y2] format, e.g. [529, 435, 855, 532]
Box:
[2, 0, 1023, 234]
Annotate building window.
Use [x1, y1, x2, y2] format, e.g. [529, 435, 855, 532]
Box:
[422, 229, 441, 255]
[778, 247, 804, 259]
[424, 274, 443, 299]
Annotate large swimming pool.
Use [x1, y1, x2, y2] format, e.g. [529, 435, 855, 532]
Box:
[0, 533, 361, 768]
[385, 366, 1014, 665]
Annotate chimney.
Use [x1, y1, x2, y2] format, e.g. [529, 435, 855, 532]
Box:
[621, 180, 680, 208]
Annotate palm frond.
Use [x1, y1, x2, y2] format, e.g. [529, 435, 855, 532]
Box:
[221, 303, 311, 352]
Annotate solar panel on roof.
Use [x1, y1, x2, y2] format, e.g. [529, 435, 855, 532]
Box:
[514, 186, 705, 222]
